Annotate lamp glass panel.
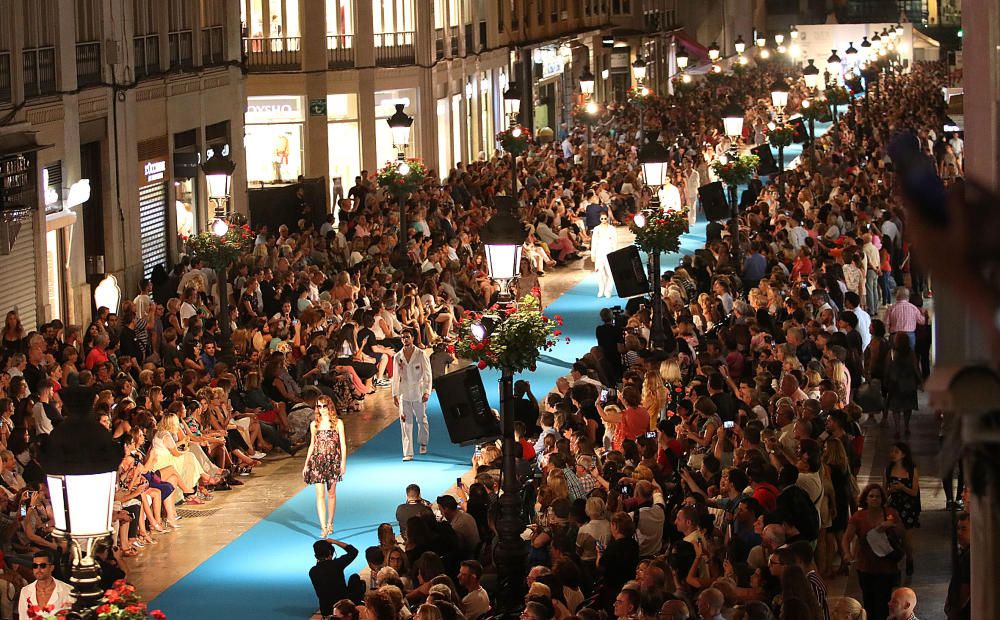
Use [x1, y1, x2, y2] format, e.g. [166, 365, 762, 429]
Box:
[485, 244, 522, 281]
[723, 116, 744, 139]
[49, 473, 116, 536]
[676, 55, 688, 69]
[48, 475, 66, 531]
[205, 173, 231, 201]
[641, 161, 667, 190]
[390, 124, 411, 149]
[804, 73, 819, 89]
[771, 90, 788, 108]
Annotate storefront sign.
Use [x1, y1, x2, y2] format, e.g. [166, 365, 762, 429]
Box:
[139, 158, 168, 185]
[173, 153, 200, 179]
[245, 96, 304, 123]
[610, 49, 631, 70]
[541, 58, 564, 79]
[309, 98, 327, 116]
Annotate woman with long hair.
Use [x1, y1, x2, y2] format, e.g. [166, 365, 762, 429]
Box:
[822, 437, 854, 577]
[302, 395, 346, 537]
[331, 323, 378, 390]
[884, 442, 921, 576]
[640, 370, 668, 430]
[842, 483, 903, 620]
[864, 319, 890, 426]
[1, 311, 25, 356]
[884, 332, 921, 437]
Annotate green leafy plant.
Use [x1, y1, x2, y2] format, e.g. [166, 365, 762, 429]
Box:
[631, 208, 689, 255]
[375, 158, 428, 199]
[710, 154, 760, 187]
[496, 126, 532, 156]
[453, 293, 566, 374]
[186, 222, 254, 271]
[825, 85, 851, 106]
[767, 123, 796, 148]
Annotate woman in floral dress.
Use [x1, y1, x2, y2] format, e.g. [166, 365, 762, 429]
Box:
[302, 395, 346, 537]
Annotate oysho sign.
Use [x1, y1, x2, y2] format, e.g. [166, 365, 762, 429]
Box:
[246, 96, 304, 123]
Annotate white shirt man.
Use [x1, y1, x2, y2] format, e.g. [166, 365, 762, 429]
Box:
[391, 330, 432, 461]
[590, 215, 617, 298]
[658, 180, 682, 213]
[684, 165, 701, 226]
[18, 553, 74, 620]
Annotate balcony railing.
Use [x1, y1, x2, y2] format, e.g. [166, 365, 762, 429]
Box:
[168, 29, 194, 68]
[374, 31, 415, 67]
[23, 46, 57, 98]
[464, 23, 474, 52]
[242, 36, 301, 71]
[326, 34, 354, 69]
[202, 26, 225, 65]
[449, 28, 459, 57]
[133, 34, 160, 78]
[0, 52, 10, 104]
[76, 41, 101, 87]
[435, 28, 444, 60]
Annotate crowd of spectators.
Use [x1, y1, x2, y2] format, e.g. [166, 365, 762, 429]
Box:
[308, 61, 963, 620]
[0, 57, 965, 620]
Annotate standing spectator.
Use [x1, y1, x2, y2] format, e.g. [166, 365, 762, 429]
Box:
[884, 334, 922, 437]
[842, 484, 903, 620]
[17, 550, 74, 619]
[884, 288, 925, 351]
[310, 538, 360, 619]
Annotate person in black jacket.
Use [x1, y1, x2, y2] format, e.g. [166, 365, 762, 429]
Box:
[310, 538, 359, 618]
[598, 512, 640, 612]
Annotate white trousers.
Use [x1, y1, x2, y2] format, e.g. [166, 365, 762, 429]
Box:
[596, 256, 614, 297]
[400, 399, 429, 458]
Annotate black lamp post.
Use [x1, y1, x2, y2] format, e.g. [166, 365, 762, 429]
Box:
[802, 59, 820, 167]
[632, 57, 648, 140]
[826, 49, 842, 126]
[386, 103, 414, 237]
[40, 387, 123, 614]
[637, 132, 672, 352]
[721, 101, 745, 264]
[480, 196, 528, 616]
[202, 148, 236, 345]
[769, 78, 789, 206]
[503, 82, 523, 198]
[579, 67, 596, 171]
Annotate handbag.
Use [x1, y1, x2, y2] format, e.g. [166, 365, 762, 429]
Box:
[854, 379, 885, 413]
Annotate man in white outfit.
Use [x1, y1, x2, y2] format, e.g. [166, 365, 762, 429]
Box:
[658, 177, 682, 213]
[392, 329, 432, 461]
[18, 550, 74, 620]
[683, 159, 701, 227]
[590, 212, 617, 298]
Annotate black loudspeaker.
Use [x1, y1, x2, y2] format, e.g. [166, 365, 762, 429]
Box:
[433, 366, 500, 446]
[751, 144, 780, 176]
[699, 182, 729, 221]
[787, 117, 808, 144]
[607, 245, 650, 298]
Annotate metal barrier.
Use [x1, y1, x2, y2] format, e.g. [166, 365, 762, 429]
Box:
[23, 47, 56, 98]
[374, 31, 415, 67]
[242, 36, 301, 71]
[326, 34, 354, 69]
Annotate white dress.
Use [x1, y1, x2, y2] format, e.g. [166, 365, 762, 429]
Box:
[590, 223, 617, 298]
[148, 430, 205, 488]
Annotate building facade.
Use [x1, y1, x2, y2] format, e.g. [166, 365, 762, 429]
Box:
[240, 0, 695, 197]
[0, 0, 247, 331]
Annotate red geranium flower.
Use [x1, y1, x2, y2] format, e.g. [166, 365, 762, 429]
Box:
[477, 360, 487, 369]
[151, 611, 167, 620]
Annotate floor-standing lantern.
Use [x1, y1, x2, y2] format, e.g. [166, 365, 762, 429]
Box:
[638, 133, 672, 351]
[41, 387, 123, 613]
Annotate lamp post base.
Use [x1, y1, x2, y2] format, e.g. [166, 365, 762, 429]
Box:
[64, 535, 104, 612]
[494, 367, 526, 617]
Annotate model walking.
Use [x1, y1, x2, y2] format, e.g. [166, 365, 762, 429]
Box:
[302, 395, 346, 537]
[590, 212, 616, 298]
[391, 328, 432, 461]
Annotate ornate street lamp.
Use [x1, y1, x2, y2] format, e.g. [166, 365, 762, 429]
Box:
[41, 386, 123, 613]
[480, 196, 529, 618]
[789, 26, 799, 40]
[803, 58, 820, 91]
[482, 196, 527, 302]
[579, 66, 595, 98]
[860, 37, 872, 62]
[826, 49, 842, 83]
[734, 35, 746, 55]
[202, 147, 236, 343]
[503, 81, 522, 125]
[637, 133, 672, 351]
[845, 42, 858, 70]
[675, 47, 689, 70]
[632, 56, 647, 83]
[774, 33, 785, 46]
[721, 101, 745, 263]
[708, 41, 720, 62]
[770, 78, 789, 111]
[386, 102, 414, 236]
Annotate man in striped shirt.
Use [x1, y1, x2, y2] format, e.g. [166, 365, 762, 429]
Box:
[781, 541, 831, 620]
[884, 287, 925, 350]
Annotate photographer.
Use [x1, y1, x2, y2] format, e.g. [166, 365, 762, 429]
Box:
[618, 478, 666, 558]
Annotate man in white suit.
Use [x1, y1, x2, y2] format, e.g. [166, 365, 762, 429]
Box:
[590, 212, 617, 298]
[391, 329, 433, 461]
[658, 176, 682, 213]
